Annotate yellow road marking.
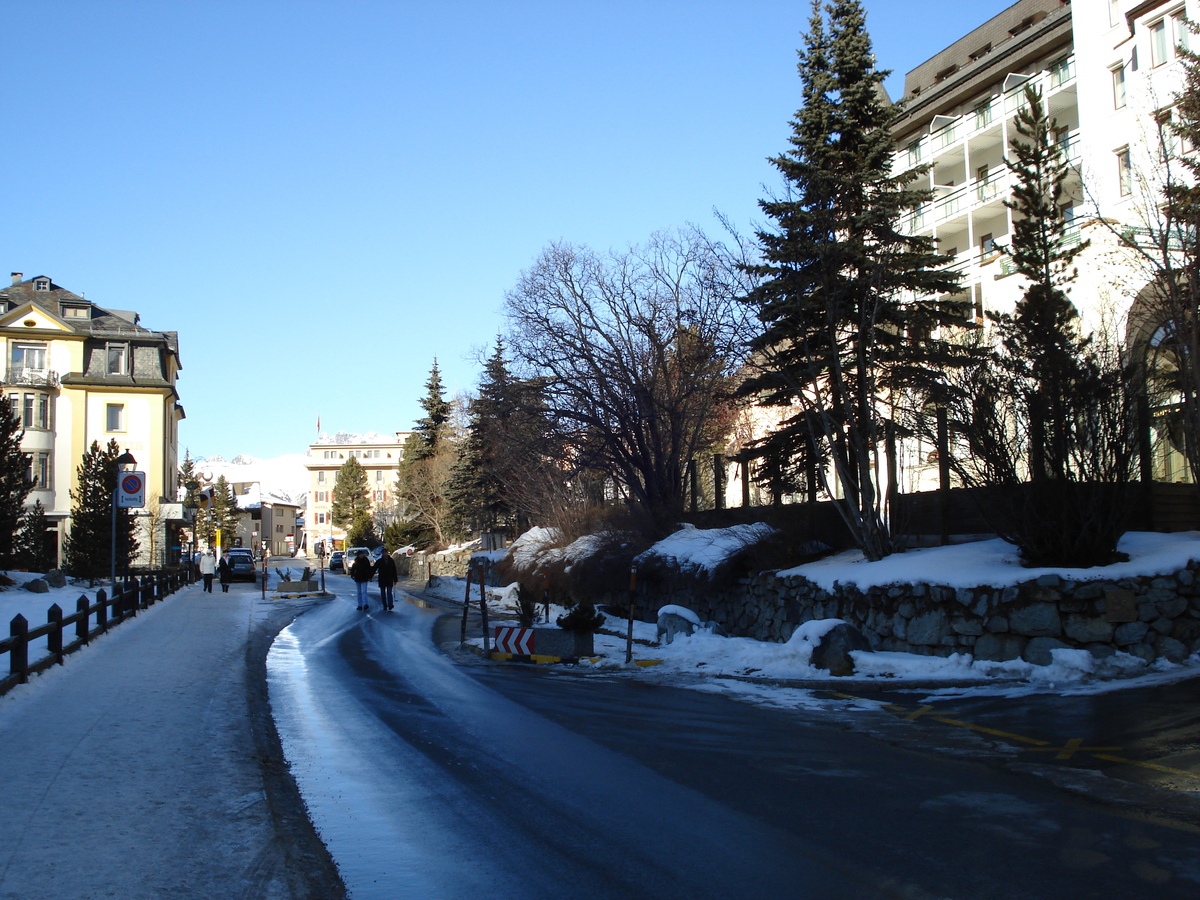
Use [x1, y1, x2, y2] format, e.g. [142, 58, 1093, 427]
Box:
[930, 717, 1051, 746]
[1025, 738, 1123, 760]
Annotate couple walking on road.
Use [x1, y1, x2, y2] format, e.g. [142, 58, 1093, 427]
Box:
[349, 549, 397, 611]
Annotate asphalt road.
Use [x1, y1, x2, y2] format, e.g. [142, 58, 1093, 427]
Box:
[271, 585, 1200, 899]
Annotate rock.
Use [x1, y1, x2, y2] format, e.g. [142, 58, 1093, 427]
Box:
[810, 623, 872, 676]
[973, 632, 1027, 661]
[1113, 621, 1149, 645]
[1009, 603, 1062, 637]
[21, 578, 49, 593]
[986, 615, 1009, 633]
[1063, 614, 1113, 644]
[950, 617, 984, 636]
[1036, 574, 1062, 588]
[906, 610, 948, 645]
[1156, 636, 1189, 663]
[1023, 636, 1071, 666]
[1156, 596, 1188, 619]
[45, 569, 67, 589]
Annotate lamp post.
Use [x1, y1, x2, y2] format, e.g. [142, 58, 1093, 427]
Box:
[110, 449, 138, 595]
[183, 479, 200, 583]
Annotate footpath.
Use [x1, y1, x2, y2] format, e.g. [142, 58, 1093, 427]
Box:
[0, 580, 345, 900]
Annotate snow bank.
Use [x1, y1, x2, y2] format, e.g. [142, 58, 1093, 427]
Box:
[635, 522, 775, 576]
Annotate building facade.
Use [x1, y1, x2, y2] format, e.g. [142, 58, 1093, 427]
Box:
[304, 431, 411, 550]
[890, 0, 1198, 491]
[0, 272, 184, 564]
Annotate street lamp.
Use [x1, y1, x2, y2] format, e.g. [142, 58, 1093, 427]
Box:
[183, 479, 200, 583]
[110, 449, 137, 595]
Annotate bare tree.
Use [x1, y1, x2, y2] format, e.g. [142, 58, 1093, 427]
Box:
[504, 226, 754, 537]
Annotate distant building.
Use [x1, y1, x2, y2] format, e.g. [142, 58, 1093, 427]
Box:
[0, 272, 184, 565]
[305, 431, 411, 550]
[229, 482, 302, 557]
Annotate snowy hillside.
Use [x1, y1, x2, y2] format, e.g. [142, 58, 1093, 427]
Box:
[192, 454, 310, 505]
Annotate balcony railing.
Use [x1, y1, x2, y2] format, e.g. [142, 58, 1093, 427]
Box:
[2, 368, 59, 388]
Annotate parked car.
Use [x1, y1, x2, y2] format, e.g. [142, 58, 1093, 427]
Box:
[225, 548, 257, 582]
[369, 545, 385, 563]
[328, 550, 345, 573]
[345, 547, 370, 570]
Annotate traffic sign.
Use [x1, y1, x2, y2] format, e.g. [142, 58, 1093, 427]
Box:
[117, 471, 146, 508]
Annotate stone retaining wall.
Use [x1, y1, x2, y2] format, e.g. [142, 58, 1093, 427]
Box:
[608, 563, 1200, 665]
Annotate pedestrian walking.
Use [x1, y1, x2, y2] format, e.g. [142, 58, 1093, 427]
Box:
[349, 550, 373, 610]
[199, 549, 216, 593]
[375, 549, 398, 611]
[218, 550, 234, 593]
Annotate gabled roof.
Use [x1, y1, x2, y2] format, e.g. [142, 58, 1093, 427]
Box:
[0, 274, 172, 344]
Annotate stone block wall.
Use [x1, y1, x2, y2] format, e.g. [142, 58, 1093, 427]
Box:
[612, 563, 1200, 665]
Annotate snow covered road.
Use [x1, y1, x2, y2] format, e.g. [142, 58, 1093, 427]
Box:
[0, 581, 342, 899]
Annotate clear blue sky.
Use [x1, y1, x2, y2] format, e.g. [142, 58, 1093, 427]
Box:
[2, 0, 1012, 461]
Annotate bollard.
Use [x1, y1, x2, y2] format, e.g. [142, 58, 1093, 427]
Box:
[479, 572, 489, 653]
[626, 564, 638, 664]
[460, 569, 473, 649]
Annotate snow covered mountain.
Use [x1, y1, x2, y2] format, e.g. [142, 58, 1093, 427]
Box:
[191, 454, 309, 505]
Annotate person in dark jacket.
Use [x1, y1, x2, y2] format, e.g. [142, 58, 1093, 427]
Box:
[374, 551, 398, 611]
[218, 550, 234, 593]
[349, 550, 373, 610]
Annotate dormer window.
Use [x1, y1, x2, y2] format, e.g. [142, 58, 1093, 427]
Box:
[61, 304, 89, 319]
[106, 342, 128, 375]
[33, 279, 50, 292]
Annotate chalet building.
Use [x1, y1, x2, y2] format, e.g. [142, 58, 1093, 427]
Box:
[0, 272, 184, 565]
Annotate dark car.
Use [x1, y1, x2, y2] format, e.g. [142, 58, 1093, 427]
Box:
[226, 548, 257, 582]
[328, 550, 345, 573]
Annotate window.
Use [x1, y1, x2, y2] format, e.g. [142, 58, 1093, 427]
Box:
[1173, 12, 1190, 54]
[1117, 146, 1133, 195]
[12, 392, 51, 429]
[1109, 0, 1121, 26]
[969, 43, 992, 62]
[979, 233, 995, 256]
[374, 470, 384, 482]
[1156, 108, 1195, 158]
[1112, 65, 1126, 108]
[25, 452, 50, 489]
[1049, 57, 1072, 87]
[106, 342, 128, 375]
[315, 512, 327, 525]
[61, 305, 88, 318]
[906, 141, 921, 167]
[374, 490, 387, 502]
[317, 470, 326, 484]
[323, 450, 338, 459]
[1151, 19, 1170, 66]
[106, 403, 124, 432]
[33, 279, 49, 292]
[10, 342, 46, 374]
[974, 101, 992, 129]
[315, 490, 329, 502]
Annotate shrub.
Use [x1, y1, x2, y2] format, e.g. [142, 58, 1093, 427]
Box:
[556, 602, 606, 633]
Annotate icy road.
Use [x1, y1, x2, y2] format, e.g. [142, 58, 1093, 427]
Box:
[269, 588, 1200, 900]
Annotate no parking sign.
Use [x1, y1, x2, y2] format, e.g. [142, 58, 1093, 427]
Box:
[117, 471, 146, 508]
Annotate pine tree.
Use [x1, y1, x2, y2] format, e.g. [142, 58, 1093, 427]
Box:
[210, 475, 240, 549]
[15, 501, 52, 572]
[330, 456, 370, 528]
[0, 403, 32, 565]
[65, 440, 138, 583]
[741, 0, 965, 560]
[411, 359, 450, 460]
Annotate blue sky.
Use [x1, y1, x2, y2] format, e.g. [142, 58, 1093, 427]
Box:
[2, 0, 1012, 461]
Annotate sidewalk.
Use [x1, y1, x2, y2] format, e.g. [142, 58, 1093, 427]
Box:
[0, 581, 343, 900]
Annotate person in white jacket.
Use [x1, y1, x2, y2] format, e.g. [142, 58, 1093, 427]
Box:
[199, 550, 216, 593]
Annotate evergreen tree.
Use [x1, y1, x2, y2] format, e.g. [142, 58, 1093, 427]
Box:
[65, 440, 138, 583]
[179, 450, 200, 505]
[210, 475, 240, 549]
[0, 403, 32, 564]
[741, 0, 965, 560]
[330, 456, 370, 528]
[15, 501, 52, 572]
[345, 511, 378, 548]
[382, 519, 408, 552]
[411, 359, 450, 460]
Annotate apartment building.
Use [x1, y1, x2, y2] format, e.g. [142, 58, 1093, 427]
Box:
[0, 272, 184, 564]
[891, 0, 1198, 489]
[305, 431, 411, 550]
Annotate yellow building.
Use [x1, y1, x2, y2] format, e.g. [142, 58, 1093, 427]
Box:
[0, 272, 184, 566]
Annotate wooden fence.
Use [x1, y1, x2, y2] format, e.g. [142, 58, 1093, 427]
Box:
[0, 570, 184, 698]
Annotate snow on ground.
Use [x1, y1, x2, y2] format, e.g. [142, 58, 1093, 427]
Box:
[0, 573, 113, 658]
[425, 529, 1200, 700]
[636, 521, 775, 573]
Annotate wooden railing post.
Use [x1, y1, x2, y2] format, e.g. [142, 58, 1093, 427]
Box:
[10, 615, 28, 684]
[47, 604, 63, 665]
[96, 588, 108, 631]
[76, 596, 90, 645]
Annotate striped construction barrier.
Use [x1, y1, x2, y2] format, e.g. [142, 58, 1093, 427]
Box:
[493, 626, 535, 655]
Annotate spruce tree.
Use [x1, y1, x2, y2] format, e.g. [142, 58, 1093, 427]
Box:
[0, 403, 32, 565]
[210, 475, 241, 549]
[330, 456, 370, 529]
[741, 0, 965, 560]
[65, 440, 138, 583]
[411, 359, 450, 460]
[15, 501, 51, 572]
